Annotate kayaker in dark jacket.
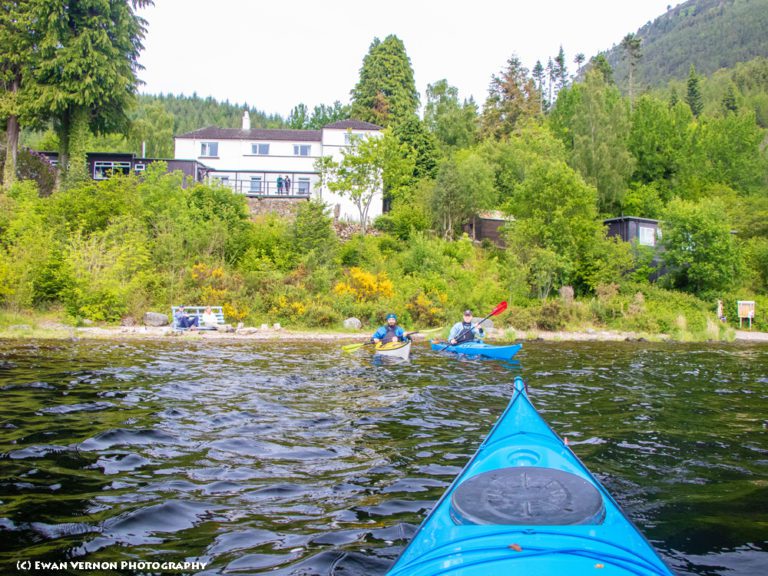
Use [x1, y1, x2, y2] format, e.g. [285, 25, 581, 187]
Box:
[449, 310, 484, 345]
[372, 313, 406, 344]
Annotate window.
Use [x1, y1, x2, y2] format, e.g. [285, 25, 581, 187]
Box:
[200, 142, 218, 157]
[93, 161, 131, 180]
[344, 132, 360, 145]
[297, 177, 310, 195]
[134, 163, 146, 172]
[638, 225, 656, 247]
[249, 176, 262, 193]
[212, 175, 229, 186]
[251, 143, 270, 155]
[293, 144, 311, 156]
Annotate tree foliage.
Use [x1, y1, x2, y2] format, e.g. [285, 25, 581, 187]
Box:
[28, 0, 152, 186]
[350, 35, 419, 128]
[481, 55, 540, 139]
[660, 198, 740, 295]
[685, 64, 704, 117]
[392, 115, 439, 180]
[316, 130, 414, 232]
[568, 70, 634, 215]
[503, 158, 631, 296]
[0, 0, 38, 187]
[620, 33, 642, 111]
[430, 150, 496, 239]
[424, 80, 478, 150]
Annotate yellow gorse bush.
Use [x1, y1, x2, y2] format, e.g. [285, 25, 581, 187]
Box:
[406, 290, 448, 325]
[333, 267, 394, 301]
[191, 263, 225, 282]
[269, 294, 307, 322]
[223, 302, 249, 323]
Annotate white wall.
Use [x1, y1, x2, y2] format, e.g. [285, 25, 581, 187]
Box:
[316, 128, 384, 222]
[175, 138, 318, 172]
[174, 127, 384, 223]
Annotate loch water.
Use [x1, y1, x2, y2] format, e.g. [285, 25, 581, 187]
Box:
[0, 339, 766, 575]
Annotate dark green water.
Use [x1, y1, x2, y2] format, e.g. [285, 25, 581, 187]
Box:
[0, 339, 766, 575]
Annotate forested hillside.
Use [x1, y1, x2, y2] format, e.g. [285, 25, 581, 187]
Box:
[144, 94, 286, 135]
[607, 0, 768, 90]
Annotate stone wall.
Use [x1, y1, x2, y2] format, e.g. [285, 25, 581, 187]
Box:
[246, 197, 309, 220]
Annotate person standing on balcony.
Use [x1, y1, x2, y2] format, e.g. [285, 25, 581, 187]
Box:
[277, 175, 284, 194]
[284, 175, 291, 194]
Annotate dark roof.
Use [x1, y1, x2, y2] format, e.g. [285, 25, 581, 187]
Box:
[323, 119, 382, 130]
[176, 126, 322, 141]
[603, 216, 659, 224]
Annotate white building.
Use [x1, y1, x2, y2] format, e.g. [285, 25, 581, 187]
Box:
[173, 113, 383, 221]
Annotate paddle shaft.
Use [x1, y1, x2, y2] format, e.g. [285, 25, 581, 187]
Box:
[439, 303, 506, 352]
[343, 327, 441, 352]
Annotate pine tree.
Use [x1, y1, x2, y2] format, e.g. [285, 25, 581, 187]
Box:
[393, 115, 439, 180]
[350, 35, 419, 128]
[620, 33, 642, 112]
[669, 87, 679, 108]
[30, 0, 151, 187]
[546, 57, 556, 107]
[532, 61, 545, 113]
[589, 54, 614, 85]
[0, 1, 37, 188]
[685, 64, 704, 117]
[554, 46, 568, 91]
[722, 83, 738, 114]
[481, 55, 540, 139]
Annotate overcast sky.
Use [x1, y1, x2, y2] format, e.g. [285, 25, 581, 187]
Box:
[136, 0, 677, 119]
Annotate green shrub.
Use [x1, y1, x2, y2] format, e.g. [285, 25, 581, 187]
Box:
[64, 285, 126, 322]
[535, 300, 569, 331]
[339, 234, 382, 268]
[300, 300, 342, 327]
[507, 305, 539, 330]
[373, 201, 430, 240]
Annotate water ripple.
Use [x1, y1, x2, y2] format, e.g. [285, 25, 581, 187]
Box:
[0, 339, 766, 575]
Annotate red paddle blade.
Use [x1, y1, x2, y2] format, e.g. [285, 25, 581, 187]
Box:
[489, 301, 508, 317]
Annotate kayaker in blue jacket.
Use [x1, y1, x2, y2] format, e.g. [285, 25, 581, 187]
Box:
[372, 313, 407, 344]
[449, 310, 485, 345]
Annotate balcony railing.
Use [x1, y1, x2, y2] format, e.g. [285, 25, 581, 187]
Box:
[212, 178, 312, 198]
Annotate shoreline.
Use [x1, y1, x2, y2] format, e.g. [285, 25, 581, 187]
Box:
[2, 323, 767, 343]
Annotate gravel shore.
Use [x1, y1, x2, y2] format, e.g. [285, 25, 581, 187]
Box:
[7, 323, 762, 343]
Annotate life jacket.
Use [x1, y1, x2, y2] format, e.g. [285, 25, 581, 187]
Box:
[455, 322, 477, 344]
[383, 325, 401, 342]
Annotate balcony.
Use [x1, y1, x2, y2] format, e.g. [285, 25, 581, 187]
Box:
[210, 176, 312, 199]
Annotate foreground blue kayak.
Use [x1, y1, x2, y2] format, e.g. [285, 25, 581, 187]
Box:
[386, 377, 674, 576]
[431, 341, 522, 360]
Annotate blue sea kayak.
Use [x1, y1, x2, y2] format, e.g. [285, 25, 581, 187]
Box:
[431, 341, 522, 360]
[386, 376, 674, 576]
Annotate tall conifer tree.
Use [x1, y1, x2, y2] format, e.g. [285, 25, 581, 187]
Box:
[685, 64, 704, 117]
[554, 46, 568, 91]
[481, 55, 540, 139]
[620, 33, 642, 112]
[29, 0, 151, 187]
[0, 0, 37, 188]
[350, 35, 419, 128]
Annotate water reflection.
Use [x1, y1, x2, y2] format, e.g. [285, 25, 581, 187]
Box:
[0, 339, 766, 575]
